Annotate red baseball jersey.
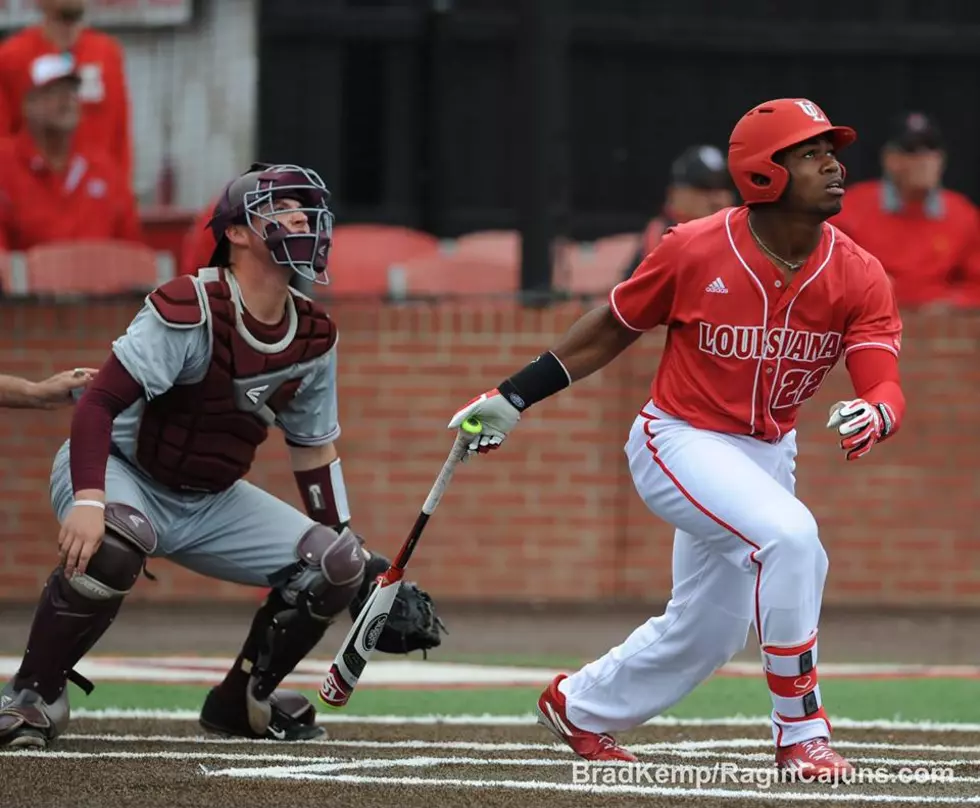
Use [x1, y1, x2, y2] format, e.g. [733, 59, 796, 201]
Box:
[609, 206, 902, 442]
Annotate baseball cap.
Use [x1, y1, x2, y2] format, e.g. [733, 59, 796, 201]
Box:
[670, 144, 731, 190]
[29, 53, 81, 90]
[886, 111, 944, 152]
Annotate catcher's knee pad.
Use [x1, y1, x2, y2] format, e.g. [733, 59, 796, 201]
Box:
[281, 524, 365, 620]
[67, 503, 158, 601]
[11, 504, 157, 706]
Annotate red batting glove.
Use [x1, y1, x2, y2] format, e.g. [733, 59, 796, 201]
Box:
[826, 399, 895, 461]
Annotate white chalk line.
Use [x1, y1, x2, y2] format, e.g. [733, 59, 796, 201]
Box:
[11, 732, 978, 801]
[71, 709, 980, 734]
[30, 738, 980, 771]
[199, 770, 980, 803]
[4, 750, 341, 764]
[7, 748, 973, 783]
[60, 732, 980, 760]
[200, 754, 980, 782]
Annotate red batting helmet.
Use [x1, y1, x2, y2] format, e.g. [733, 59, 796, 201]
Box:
[728, 98, 857, 205]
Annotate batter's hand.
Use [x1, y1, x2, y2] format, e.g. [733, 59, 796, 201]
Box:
[826, 398, 893, 461]
[59, 502, 106, 578]
[32, 368, 98, 408]
[448, 389, 520, 457]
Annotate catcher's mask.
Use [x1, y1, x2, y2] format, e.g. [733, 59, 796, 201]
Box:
[207, 163, 334, 284]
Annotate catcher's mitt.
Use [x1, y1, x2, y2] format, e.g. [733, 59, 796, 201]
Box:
[349, 551, 447, 657]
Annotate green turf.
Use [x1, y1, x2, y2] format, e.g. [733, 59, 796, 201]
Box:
[71, 676, 980, 724]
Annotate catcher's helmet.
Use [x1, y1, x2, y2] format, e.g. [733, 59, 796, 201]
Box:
[728, 99, 856, 205]
[207, 162, 334, 283]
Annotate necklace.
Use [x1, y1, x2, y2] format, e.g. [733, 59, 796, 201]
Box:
[747, 216, 805, 271]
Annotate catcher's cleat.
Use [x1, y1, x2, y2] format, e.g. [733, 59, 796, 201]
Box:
[0, 688, 65, 750]
[199, 685, 324, 741]
[775, 737, 854, 779]
[535, 674, 638, 762]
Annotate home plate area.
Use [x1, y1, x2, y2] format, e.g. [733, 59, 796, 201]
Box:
[4, 715, 980, 808]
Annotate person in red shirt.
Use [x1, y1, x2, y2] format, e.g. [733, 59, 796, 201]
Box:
[623, 144, 736, 276]
[0, 0, 132, 184]
[448, 99, 904, 778]
[830, 112, 980, 308]
[0, 52, 140, 251]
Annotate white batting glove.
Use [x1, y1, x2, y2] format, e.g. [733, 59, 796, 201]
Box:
[826, 399, 894, 461]
[448, 389, 521, 457]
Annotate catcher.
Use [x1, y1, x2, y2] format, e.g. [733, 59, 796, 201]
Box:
[0, 163, 444, 749]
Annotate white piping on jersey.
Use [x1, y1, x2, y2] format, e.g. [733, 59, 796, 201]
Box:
[724, 208, 768, 437]
[844, 341, 898, 357]
[764, 226, 836, 442]
[225, 269, 299, 354]
[64, 155, 87, 194]
[608, 281, 646, 332]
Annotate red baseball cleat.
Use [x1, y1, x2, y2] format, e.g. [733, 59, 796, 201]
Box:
[775, 737, 855, 778]
[535, 674, 638, 762]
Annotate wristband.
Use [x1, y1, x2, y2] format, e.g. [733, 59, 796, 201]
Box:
[294, 457, 351, 529]
[74, 499, 106, 510]
[497, 351, 572, 412]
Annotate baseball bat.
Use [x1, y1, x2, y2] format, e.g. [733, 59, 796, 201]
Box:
[318, 416, 483, 708]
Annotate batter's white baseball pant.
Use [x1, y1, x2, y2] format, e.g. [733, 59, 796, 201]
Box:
[560, 402, 832, 747]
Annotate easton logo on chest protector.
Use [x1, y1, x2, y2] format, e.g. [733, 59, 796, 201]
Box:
[245, 384, 269, 404]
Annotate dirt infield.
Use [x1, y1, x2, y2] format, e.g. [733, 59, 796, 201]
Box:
[5, 716, 979, 808]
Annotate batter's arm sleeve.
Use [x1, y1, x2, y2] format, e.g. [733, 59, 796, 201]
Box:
[276, 345, 341, 447]
[608, 227, 682, 332]
[844, 348, 906, 439]
[842, 257, 902, 360]
[111, 302, 211, 399]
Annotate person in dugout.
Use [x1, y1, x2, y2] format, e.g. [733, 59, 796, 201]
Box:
[830, 111, 980, 308]
[622, 144, 736, 279]
[0, 0, 133, 184]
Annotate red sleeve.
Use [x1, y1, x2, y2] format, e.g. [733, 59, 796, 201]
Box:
[843, 256, 902, 359]
[70, 354, 144, 493]
[106, 39, 132, 184]
[0, 44, 18, 139]
[0, 182, 11, 251]
[608, 226, 682, 331]
[844, 347, 905, 437]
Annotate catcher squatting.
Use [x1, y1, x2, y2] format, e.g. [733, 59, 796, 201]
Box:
[0, 163, 444, 747]
[2, 97, 905, 784]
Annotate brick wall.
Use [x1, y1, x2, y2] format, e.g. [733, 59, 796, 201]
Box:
[2, 299, 978, 607]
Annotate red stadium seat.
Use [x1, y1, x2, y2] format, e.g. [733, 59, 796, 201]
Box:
[558, 233, 642, 296]
[448, 230, 521, 268]
[322, 224, 440, 296]
[388, 251, 520, 297]
[18, 241, 172, 297]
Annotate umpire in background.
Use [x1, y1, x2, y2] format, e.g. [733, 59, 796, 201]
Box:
[622, 144, 734, 278]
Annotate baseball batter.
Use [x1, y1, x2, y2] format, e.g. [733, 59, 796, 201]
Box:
[449, 99, 904, 778]
[0, 163, 443, 750]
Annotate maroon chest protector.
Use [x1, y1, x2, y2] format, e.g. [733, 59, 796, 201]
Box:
[136, 269, 337, 493]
